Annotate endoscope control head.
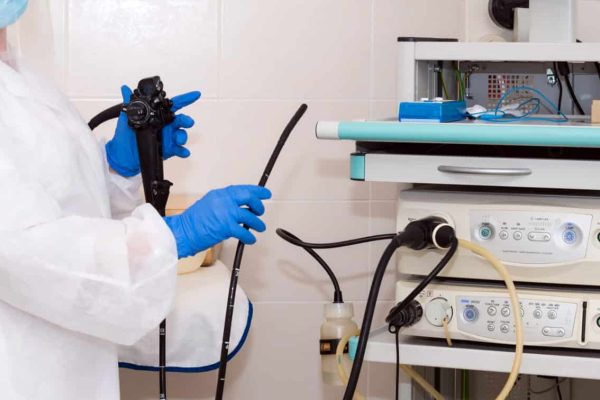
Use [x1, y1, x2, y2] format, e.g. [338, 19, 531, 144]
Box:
[125, 76, 174, 130]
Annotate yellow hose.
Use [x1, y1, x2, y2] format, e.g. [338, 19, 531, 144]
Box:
[400, 365, 445, 400]
[458, 239, 523, 400]
[442, 316, 453, 347]
[336, 330, 365, 400]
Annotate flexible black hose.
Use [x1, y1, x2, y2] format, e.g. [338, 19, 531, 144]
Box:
[276, 229, 344, 302]
[88, 103, 123, 130]
[395, 331, 400, 400]
[343, 234, 403, 400]
[556, 62, 585, 115]
[556, 377, 563, 400]
[275, 229, 396, 303]
[276, 229, 396, 249]
[386, 238, 459, 331]
[563, 77, 585, 115]
[343, 232, 458, 400]
[215, 104, 308, 400]
[553, 63, 563, 114]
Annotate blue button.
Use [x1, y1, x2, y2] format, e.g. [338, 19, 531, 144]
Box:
[563, 229, 577, 245]
[463, 307, 479, 322]
[479, 226, 493, 240]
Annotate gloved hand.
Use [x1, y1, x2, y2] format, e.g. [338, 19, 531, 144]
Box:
[105, 85, 201, 177]
[164, 185, 272, 259]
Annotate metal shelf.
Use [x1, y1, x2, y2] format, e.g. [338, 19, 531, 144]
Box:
[412, 42, 600, 63]
[365, 328, 600, 380]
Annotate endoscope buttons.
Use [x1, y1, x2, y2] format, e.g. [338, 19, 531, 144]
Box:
[528, 232, 551, 242]
[487, 306, 497, 316]
[487, 324, 495, 332]
[479, 225, 493, 240]
[548, 310, 557, 320]
[500, 324, 509, 334]
[463, 307, 479, 322]
[499, 230, 509, 240]
[513, 231, 522, 240]
[563, 229, 577, 245]
[542, 327, 565, 337]
[533, 309, 543, 319]
[501, 307, 510, 317]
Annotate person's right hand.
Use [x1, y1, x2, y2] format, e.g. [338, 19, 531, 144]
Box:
[163, 185, 272, 259]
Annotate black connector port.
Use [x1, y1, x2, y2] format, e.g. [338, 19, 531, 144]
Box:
[387, 300, 423, 332]
[401, 217, 455, 251]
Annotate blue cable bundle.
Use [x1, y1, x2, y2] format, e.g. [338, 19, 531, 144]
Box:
[471, 86, 569, 123]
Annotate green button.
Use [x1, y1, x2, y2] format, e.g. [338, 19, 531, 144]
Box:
[596, 316, 600, 328]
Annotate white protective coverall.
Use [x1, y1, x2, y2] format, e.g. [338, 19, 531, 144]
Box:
[0, 59, 178, 398]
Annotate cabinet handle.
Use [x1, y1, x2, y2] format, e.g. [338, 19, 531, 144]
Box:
[438, 165, 532, 176]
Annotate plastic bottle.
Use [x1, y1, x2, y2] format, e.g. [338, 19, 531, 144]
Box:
[320, 302, 359, 385]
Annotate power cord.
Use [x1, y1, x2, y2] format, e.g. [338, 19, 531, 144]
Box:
[395, 331, 400, 400]
[556, 62, 585, 115]
[556, 377, 563, 400]
[553, 62, 563, 113]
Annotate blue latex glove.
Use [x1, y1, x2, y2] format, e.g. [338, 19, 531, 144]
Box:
[105, 85, 201, 177]
[164, 185, 272, 259]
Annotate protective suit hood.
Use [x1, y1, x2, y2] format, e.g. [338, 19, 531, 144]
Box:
[0, 0, 28, 28]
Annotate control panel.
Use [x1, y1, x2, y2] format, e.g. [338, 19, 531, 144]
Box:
[396, 189, 600, 286]
[470, 210, 591, 265]
[394, 280, 600, 350]
[457, 295, 576, 343]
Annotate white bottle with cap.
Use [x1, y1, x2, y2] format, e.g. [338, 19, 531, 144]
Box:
[320, 302, 359, 385]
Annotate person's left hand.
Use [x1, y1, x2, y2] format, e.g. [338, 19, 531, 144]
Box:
[105, 85, 201, 177]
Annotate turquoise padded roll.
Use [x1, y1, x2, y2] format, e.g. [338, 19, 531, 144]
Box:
[337, 120, 600, 148]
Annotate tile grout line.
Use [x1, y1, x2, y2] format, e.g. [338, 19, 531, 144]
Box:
[366, 0, 376, 391]
[217, 0, 223, 99]
[63, 0, 69, 93]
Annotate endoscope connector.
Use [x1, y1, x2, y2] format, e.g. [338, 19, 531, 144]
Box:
[400, 217, 455, 251]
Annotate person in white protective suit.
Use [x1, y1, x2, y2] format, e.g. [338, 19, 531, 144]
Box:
[0, 1, 270, 399]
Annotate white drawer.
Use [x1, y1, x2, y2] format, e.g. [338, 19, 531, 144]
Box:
[363, 154, 600, 190]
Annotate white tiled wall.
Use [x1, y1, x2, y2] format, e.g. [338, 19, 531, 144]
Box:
[25, 1, 600, 399]
[30, 1, 461, 398]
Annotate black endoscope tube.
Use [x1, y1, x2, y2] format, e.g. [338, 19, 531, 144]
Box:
[215, 104, 308, 400]
[343, 234, 403, 400]
[88, 104, 123, 130]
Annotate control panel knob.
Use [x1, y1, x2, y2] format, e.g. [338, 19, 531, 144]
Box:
[478, 224, 494, 240]
[563, 229, 577, 245]
[425, 297, 453, 327]
[463, 306, 479, 322]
